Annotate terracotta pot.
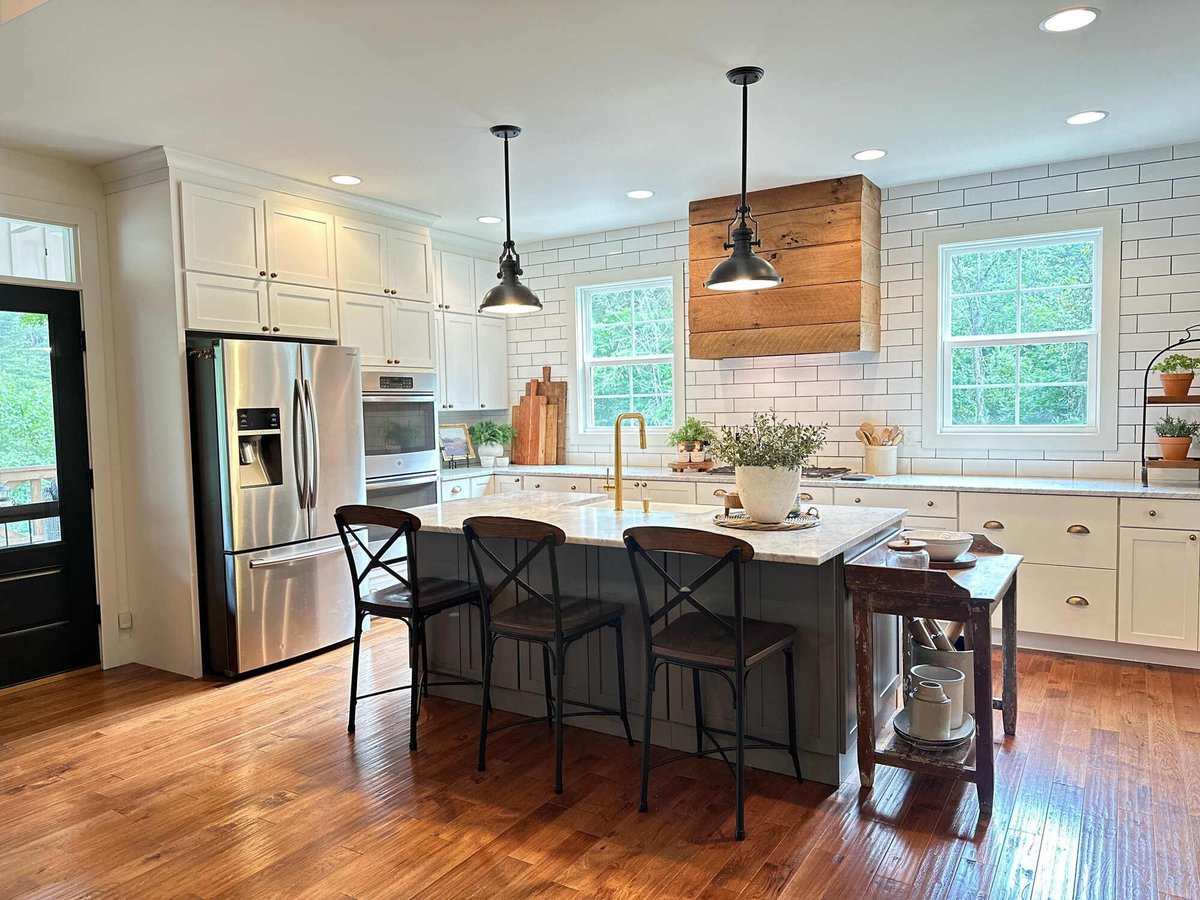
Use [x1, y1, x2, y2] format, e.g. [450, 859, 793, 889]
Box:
[1160, 372, 1195, 398]
[1158, 436, 1193, 461]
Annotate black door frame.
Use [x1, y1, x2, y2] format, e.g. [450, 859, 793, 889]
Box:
[0, 283, 99, 686]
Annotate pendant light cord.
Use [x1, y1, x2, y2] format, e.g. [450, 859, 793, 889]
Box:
[503, 136, 513, 247]
[739, 80, 749, 222]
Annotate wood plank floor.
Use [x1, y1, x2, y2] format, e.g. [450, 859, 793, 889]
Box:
[3, 622, 1200, 899]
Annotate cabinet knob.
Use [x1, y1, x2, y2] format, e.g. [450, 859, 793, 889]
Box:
[271, 326, 280, 333]
[1066, 524, 1090, 535]
[269, 272, 277, 278]
[1065, 596, 1089, 607]
[1149, 510, 1158, 517]
[448, 404, 454, 409]
[983, 520, 1004, 530]
[391, 290, 397, 295]
[259, 270, 267, 276]
[854, 497, 861, 503]
[1191, 534, 1197, 542]
[481, 404, 485, 408]
[534, 483, 541, 489]
[261, 326, 269, 332]
[926, 500, 935, 507]
[800, 492, 814, 501]
[570, 485, 577, 490]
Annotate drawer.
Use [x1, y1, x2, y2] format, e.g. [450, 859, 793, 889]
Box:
[588, 479, 697, 504]
[990, 563, 1116, 641]
[902, 515, 959, 530]
[1120, 498, 1200, 531]
[797, 485, 835, 505]
[834, 486, 957, 518]
[525, 475, 588, 493]
[695, 482, 738, 507]
[960, 492, 1117, 570]
[443, 479, 470, 501]
[469, 475, 492, 498]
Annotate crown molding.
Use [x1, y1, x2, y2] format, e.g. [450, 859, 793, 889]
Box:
[95, 146, 439, 227]
[429, 227, 497, 259]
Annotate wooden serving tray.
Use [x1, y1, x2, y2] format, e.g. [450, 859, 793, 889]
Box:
[929, 552, 978, 570]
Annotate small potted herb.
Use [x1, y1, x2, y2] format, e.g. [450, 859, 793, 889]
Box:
[709, 410, 827, 523]
[667, 417, 716, 462]
[468, 421, 516, 467]
[1155, 415, 1200, 461]
[1152, 354, 1200, 398]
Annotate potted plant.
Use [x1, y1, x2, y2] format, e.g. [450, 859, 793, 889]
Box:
[468, 421, 516, 467]
[667, 417, 715, 462]
[709, 410, 827, 523]
[1155, 415, 1200, 461]
[1152, 354, 1200, 398]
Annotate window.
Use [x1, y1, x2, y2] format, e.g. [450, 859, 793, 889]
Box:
[565, 263, 685, 442]
[0, 216, 76, 284]
[922, 211, 1119, 451]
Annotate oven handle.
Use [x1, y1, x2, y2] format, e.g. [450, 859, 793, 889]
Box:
[366, 473, 439, 491]
[362, 394, 436, 403]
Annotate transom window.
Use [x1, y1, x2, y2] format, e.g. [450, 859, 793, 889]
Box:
[0, 216, 75, 284]
[578, 276, 676, 430]
[940, 230, 1100, 432]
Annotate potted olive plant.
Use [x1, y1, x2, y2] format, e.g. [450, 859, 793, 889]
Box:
[468, 421, 516, 467]
[667, 417, 715, 462]
[1152, 354, 1200, 398]
[1155, 415, 1200, 461]
[709, 411, 827, 523]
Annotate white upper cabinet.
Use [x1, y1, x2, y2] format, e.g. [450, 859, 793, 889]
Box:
[184, 271, 269, 335]
[390, 298, 436, 370]
[267, 283, 338, 341]
[437, 251, 475, 313]
[265, 200, 336, 288]
[335, 218, 389, 296]
[474, 257, 498, 311]
[476, 315, 509, 410]
[338, 293, 391, 366]
[180, 183, 267, 279]
[439, 310, 478, 411]
[388, 229, 434, 303]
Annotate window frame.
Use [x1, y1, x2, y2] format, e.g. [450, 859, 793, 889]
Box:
[562, 262, 685, 447]
[921, 210, 1120, 452]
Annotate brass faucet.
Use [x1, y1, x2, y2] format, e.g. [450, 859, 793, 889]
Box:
[604, 412, 647, 511]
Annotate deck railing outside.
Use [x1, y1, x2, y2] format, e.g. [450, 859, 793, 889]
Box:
[0, 465, 59, 547]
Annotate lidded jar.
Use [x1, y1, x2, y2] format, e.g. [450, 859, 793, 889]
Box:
[886, 535, 929, 569]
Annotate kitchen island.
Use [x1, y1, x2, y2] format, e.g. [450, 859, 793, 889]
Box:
[408, 491, 905, 785]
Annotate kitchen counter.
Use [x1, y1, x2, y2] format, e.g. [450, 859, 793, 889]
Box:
[446, 464, 1200, 500]
[409, 490, 905, 785]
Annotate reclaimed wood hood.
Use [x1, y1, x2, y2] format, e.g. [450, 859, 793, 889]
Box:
[688, 175, 882, 358]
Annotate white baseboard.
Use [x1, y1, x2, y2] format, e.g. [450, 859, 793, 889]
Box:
[992, 628, 1200, 669]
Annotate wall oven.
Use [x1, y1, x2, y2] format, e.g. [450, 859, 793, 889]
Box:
[362, 371, 439, 538]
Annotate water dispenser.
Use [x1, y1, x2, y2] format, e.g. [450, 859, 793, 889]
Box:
[235, 407, 282, 488]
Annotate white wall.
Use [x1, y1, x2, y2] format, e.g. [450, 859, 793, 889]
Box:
[511, 141, 1200, 478]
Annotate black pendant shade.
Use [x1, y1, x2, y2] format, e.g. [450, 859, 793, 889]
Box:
[479, 125, 542, 315]
[704, 66, 783, 293]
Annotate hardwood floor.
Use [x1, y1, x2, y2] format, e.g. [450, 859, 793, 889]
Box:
[3, 622, 1199, 899]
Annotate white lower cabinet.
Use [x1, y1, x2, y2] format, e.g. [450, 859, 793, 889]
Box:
[960, 492, 1116, 569]
[494, 474, 523, 493]
[525, 475, 587, 492]
[1118, 527, 1200, 651]
[587, 479, 697, 504]
[992, 562, 1117, 641]
[442, 478, 471, 501]
[696, 482, 738, 507]
[470, 475, 493, 498]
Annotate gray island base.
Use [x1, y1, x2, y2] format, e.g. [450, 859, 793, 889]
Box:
[406, 492, 905, 786]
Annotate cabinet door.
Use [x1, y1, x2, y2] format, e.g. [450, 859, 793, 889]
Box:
[439, 311, 478, 412]
[438, 251, 475, 312]
[338, 292, 391, 366]
[475, 315, 509, 410]
[391, 298, 436, 369]
[335, 218, 390, 296]
[474, 258, 500, 315]
[265, 200, 336, 288]
[387, 229, 434, 303]
[495, 475, 523, 493]
[443, 478, 471, 502]
[180, 182, 267, 278]
[470, 476, 493, 497]
[643, 481, 697, 504]
[1118, 528, 1200, 651]
[267, 283, 338, 340]
[184, 271, 268, 334]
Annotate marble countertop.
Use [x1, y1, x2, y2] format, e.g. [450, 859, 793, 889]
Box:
[439, 464, 1200, 500]
[405, 491, 905, 565]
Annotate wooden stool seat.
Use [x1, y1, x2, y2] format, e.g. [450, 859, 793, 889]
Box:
[357, 577, 476, 616]
[652, 613, 795, 669]
[489, 594, 624, 640]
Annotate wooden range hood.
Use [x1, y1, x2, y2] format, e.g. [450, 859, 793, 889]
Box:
[688, 175, 881, 358]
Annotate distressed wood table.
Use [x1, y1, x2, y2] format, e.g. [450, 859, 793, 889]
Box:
[845, 534, 1020, 816]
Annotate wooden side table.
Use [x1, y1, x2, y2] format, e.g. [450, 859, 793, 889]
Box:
[845, 534, 1020, 816]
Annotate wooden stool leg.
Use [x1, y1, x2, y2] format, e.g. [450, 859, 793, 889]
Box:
[970, 608, 995, 816]
[1001, 580, 1018, 737]
[853, 598, 876, 789]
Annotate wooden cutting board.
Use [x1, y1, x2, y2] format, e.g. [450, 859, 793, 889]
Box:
[513, 379, 547, 465]
[536, 366, 567, 465]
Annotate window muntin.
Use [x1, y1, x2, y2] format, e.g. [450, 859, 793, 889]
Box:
[939, 230, 1100, 434]
[578, 277, 675, 430]
[0, 216, 76, 284]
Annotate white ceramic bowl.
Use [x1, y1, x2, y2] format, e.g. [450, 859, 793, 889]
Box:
[903, 529, 972, 562]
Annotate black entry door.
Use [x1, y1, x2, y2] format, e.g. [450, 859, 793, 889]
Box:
[0, 283, 98, 686]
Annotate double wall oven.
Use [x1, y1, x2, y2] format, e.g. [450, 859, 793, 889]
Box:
[362, 371, 439, 528]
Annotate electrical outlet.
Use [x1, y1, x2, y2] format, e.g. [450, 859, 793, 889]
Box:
[117, 612, 133, 630]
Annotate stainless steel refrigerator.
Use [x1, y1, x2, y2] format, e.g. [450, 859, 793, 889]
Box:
[189, 339, 366, 676]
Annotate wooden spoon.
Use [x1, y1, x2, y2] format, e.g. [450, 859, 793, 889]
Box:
[861, 422, 877, 445]
[856, 428, 872, 445]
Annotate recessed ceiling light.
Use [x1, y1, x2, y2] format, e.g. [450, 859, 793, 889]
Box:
[1065, 109, 1108, 125]
[330, 174, 362, 185]
[852, 149, 887, 161]
[1040, 6, 1100, 32]
[477, 215, 503, 224]
[626, 189, 654, 199]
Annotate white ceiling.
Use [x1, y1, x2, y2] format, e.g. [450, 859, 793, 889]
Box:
[1, 0, 1198, 240]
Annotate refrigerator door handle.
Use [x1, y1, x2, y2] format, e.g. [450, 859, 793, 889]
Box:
[303, 378, 321, 510]
[292, 378, 309, 509]
[247, 544, 344, 568]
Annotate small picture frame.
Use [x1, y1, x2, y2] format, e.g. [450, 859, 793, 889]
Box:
[439, 423, 475, 463]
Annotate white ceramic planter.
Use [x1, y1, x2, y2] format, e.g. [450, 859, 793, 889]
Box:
[734, 466, 800, 524]
[478, 442, 504, 459]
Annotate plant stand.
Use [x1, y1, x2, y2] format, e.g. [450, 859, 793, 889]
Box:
[1140, 324, 1200, 486]
[667, 459, 714, 473]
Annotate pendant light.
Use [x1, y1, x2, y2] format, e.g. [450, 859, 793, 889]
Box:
[479, 125, 543, 314]
[704, 66, 784, 292]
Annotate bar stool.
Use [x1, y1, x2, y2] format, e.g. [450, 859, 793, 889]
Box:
[335, 504, 482, 751]
[623, 526, 802, 841]
[463, 515, 634, 794]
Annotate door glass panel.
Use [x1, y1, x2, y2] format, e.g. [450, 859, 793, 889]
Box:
[362, 400, 436, 457]
[0, 310, 60, 547]
[0, 217, 76, 283]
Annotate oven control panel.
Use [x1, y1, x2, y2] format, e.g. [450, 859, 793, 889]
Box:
[378, 375, 414, 390]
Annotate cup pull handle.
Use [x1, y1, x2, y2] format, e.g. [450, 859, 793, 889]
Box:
[1066, 524, 1090, 535]
[1066, 596, 1089, 607]
[800, 492, 814, 501]
[983, 520, 1004, 530]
